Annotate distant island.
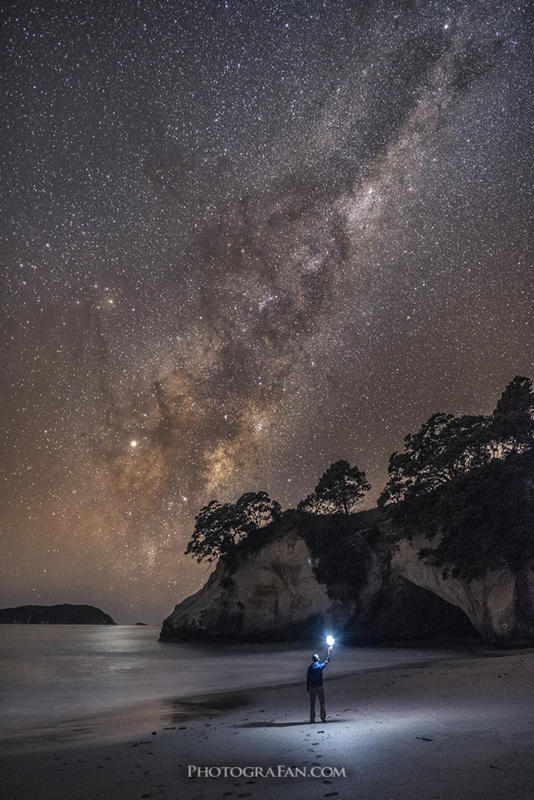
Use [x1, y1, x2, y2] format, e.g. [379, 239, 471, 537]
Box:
[0, 604, 116, 625]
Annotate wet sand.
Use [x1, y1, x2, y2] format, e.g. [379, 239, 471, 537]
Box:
[3, 648, 534, 800]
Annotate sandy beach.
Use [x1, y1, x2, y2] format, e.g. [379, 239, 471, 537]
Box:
[3, 646, 534, 800]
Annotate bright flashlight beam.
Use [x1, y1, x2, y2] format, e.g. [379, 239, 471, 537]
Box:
[326, 635, 335, 646]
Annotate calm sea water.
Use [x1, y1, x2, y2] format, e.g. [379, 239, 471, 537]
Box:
[0, 625, 466, 747]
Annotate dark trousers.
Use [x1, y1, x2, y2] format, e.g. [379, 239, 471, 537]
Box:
[309, 686, 326, 722]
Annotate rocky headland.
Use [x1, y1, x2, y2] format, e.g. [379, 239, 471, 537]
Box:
[0, 604, 116, 625]
[160, 508, 525, 645]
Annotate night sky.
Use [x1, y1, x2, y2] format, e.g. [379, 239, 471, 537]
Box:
[2, 0, 533, 624]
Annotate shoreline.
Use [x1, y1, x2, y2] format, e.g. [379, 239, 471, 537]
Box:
[3, 647, 534, 799]
[0, 639, 498, 755]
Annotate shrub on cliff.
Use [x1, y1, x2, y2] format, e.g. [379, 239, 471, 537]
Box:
[296, 510, 382, 602]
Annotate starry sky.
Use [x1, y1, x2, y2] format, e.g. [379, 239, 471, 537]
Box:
[2, 0, 533, 624]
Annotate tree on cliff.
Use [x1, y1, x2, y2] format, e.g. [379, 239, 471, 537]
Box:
[297, 460, 371, 530]
[377, 411, 491, 508]
[185, 491, 281, 564]
[378, 375, 534, 580]
[235, 491, 281, 529]
[490, 375, 534, 454]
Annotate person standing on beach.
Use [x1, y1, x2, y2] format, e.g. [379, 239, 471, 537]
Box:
[306, 646, 332, 723]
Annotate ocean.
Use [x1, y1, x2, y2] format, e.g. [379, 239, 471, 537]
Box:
[0, 625, 467, 750]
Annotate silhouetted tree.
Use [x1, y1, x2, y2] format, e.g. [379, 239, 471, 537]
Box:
[379, 376, 534, 512]
[185, 491, 280, 564]
[185, 500, 242, 564]
[489, 375, 534, 455]
[236, 491, 281, 530]
[377, 412, 491, 508]
[298, 460, 371, 529]
[378, 376, 534, 580]
[494, 375, 534, 416]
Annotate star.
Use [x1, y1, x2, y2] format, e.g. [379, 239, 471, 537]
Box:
[1, 0, 531, 623]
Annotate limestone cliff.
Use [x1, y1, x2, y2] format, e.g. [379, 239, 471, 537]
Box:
[392, 535, 534, 646]
[160, 527, 333, 641]
[161, 506, 534, 646]
[160, 511, 473, 643]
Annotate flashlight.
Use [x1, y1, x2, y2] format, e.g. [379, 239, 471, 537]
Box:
[326, 635, 335, 647]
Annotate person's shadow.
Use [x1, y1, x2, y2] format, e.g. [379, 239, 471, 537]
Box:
[235, 719, 349, 728]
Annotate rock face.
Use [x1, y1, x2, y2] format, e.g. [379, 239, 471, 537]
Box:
[392, 535, 534, 646]
[161, 529, 333, 641]
[160, 512, 475, 643]
[0, 604, 116, 625]
[342, 537, 476, 643]
[162, 506, 534, 646]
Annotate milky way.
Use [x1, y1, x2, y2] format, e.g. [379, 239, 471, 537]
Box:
[2, 0, 533, 622]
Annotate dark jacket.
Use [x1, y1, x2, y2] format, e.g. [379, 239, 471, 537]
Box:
[306, 655, 330, 690]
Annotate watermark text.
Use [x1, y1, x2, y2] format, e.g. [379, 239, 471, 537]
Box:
[187, 765, 346, 778]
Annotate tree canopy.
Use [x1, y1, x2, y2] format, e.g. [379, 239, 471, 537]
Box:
[185, 491, 281, 564]
[298, 459, 371, 522]
[378, 376, 534, 579]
